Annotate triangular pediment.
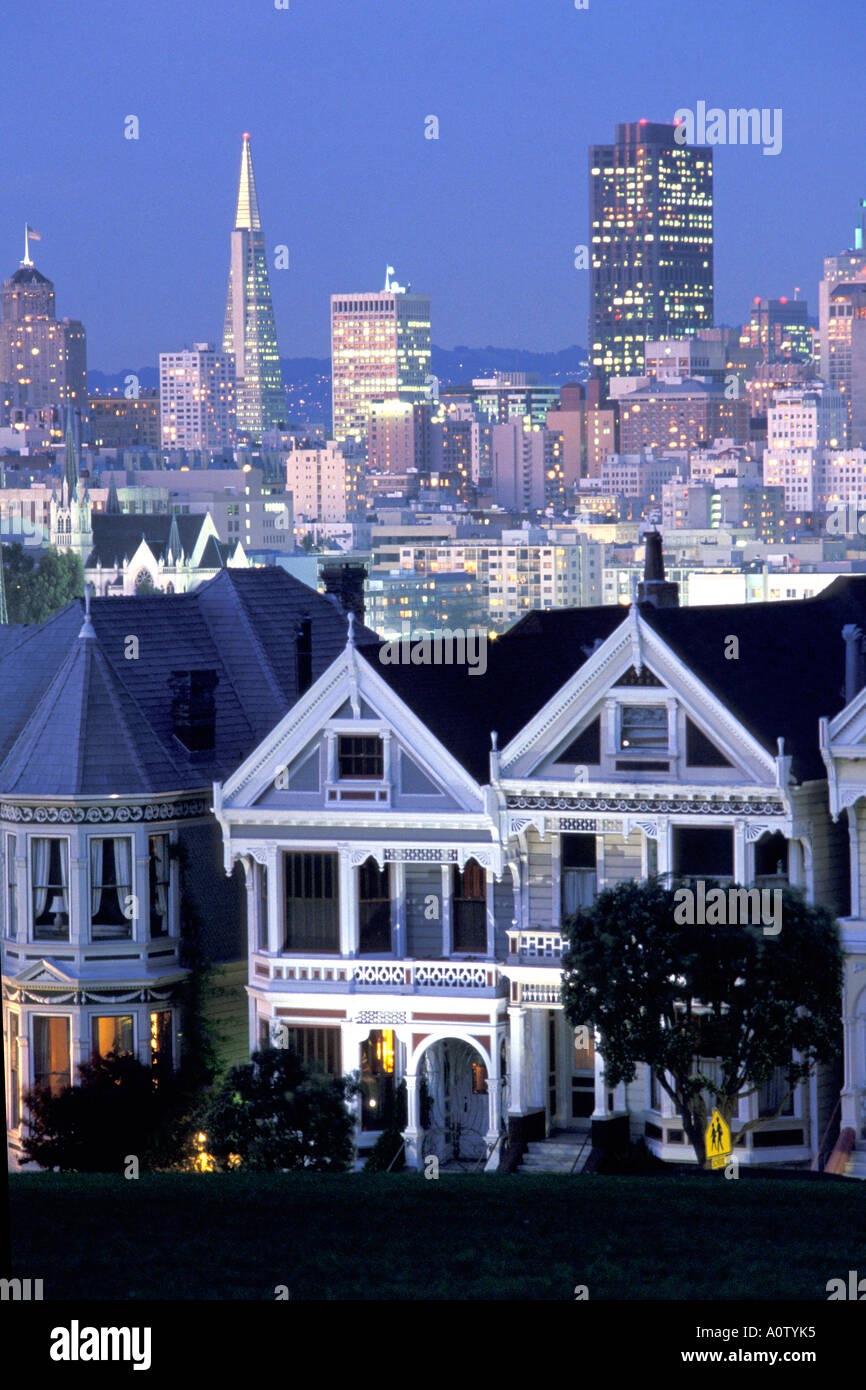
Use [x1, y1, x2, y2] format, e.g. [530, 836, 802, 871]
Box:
[500, 608, 776, 786]
[218, 640, 485, 815]
[14, 958, 78, 986]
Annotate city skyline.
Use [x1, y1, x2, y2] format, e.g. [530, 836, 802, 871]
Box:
[3, 0, 863, 369]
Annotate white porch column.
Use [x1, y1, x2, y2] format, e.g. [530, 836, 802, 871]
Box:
[507, 1005, 527, 1115]
[592, 1030, 608, 1119]
[847, 805, 861, 920]
[657, 821, 672, 881]
[403, 1070, 421, 1168]
[338, 843, 355, 955]
[733, 819, 747, 885]
[243, 858, 258, 953]
[440, 864, 452, 956]
[391, 860, 406, 957]
[485, 1041, 503, 1169]
[266, 845, 281, 954]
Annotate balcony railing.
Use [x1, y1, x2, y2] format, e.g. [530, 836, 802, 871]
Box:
[506, 929, 565, 963]
[252, 954, 502, 994]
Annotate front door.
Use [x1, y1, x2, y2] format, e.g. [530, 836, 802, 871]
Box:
[571, 1026, 595, 1121]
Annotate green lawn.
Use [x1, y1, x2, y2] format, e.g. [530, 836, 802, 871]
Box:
[10, 1171, 866, 1300]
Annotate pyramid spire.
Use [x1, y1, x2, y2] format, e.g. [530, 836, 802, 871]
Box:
[233, 132, 262, 231]
[223, 132, 285, 444]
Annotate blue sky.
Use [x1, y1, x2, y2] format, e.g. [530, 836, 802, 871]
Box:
[4, 0, 862, 368]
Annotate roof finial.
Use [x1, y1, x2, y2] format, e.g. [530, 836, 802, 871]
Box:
[78, 582, 95, 640]
[346, 610, 355, 648]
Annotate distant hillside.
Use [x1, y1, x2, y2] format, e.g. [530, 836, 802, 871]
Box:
[89, 345, 587, 423]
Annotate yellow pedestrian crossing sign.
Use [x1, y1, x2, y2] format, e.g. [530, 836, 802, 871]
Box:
[705, 1109, 731, 1169]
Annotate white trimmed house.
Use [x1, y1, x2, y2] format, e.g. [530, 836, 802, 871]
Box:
[213, 569, 864, 1172]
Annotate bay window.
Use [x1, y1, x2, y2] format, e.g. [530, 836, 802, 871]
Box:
[90, 837, 133, 940]
[148, 834, 171, 937]
[33, 1016, 70, 1095]
[91, 1015, 134, 1060]
[32, 838, 69, 940]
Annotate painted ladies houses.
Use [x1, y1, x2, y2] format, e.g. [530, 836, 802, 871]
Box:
[214, 547, 866, 1173]
[2, 566, 376, 1164]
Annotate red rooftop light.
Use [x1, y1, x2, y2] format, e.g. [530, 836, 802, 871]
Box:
[639, 118, 648, 125]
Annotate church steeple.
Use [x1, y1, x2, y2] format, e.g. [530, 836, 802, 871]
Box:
[63, 407, 79, 499]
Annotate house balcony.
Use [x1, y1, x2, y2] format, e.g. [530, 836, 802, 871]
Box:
[506, 929, 565, 965]
[251, 952, 505, 997]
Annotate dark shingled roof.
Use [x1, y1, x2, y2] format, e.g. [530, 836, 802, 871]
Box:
[84, 513, 220, 568]
[364, 578, 866, 783]
[6, 264, 52, 287]
[0, 568, 378, 796]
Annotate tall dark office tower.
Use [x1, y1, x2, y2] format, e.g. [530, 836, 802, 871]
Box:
[223, 133, 285, 443]
[589, 121, 713, 392]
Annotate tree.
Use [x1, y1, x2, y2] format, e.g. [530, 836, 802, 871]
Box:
[203, 1047, 357, 1171]
[1, 543, 83, 624]
[20, 1052, 192, 1173]
[560, 879, 843, 1168]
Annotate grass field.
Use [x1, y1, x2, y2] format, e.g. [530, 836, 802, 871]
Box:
[10, 1171, 866, 1301]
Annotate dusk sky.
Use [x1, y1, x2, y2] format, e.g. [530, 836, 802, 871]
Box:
[5, 0, 863, 369]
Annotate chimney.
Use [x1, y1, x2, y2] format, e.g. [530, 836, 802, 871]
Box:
[842, 625, 864, 704]
[321, 561, 367, 624]
[636, 530, 679, 609]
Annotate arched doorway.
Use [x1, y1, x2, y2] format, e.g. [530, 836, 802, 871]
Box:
[419, 1038, 492, 1165]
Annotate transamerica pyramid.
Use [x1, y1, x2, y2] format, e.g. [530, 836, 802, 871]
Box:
[223, 133, 286, 443]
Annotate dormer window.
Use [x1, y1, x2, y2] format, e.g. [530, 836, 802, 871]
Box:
[338, 735, 383, 780]
[620, 705, 668, 751]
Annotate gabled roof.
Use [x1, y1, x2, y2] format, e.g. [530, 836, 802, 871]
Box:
[84, 513, 214, 568]
[365, 578, 866, 784]
[0, 568, 379, 796]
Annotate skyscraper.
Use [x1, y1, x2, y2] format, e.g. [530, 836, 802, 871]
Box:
[330, 269, 431, 451]
[0, 231, 86, 412]
[589, 121, 713, 392]
[223, 134, 285, 443]
[819, 200, 866, 385]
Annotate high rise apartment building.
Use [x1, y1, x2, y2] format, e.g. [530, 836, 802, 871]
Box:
[0, 255, 86, 412]
[159, 344, 236, 450]
[330, 271, 431, 450]
[589, 121, 713, 390]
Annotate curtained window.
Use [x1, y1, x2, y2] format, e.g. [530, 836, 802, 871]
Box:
[758, 1064, 794, 1117]
[91, 1015, 134, 1060]
[561, 834, 597, 917]
[90, 837, 133, 939]
[148, 835, 170, 937]
[33, 1016, 70, 1096]
[358, 859, 391, 954]
[283, 853, 339, 952]
[452, 860, 486, 953]
[32, 838, 69, 940]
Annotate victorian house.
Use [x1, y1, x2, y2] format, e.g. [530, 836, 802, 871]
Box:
[213, 552, 866, 1174]
[1, 567, 375, 1165]
[5, 551, 866, 1178]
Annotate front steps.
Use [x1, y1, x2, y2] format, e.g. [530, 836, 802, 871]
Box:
[845, 1148, 866, 1180]
[519, 1130, 592, 1174]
